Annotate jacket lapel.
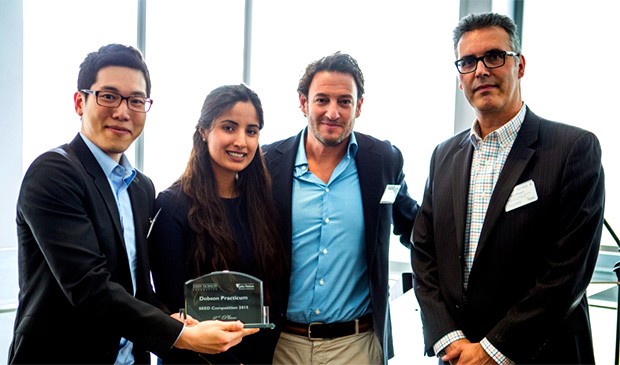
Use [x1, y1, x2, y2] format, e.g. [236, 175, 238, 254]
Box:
[69, 135, 125, 245]
[266, 132, 300, 251]
[129, 176, 152, 297]
[355, 133, 383, 265]
[452, 133, 474, 258]
[475, 109, 539, 257]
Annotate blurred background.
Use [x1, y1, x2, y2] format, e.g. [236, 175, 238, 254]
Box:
[2, 0, 619, 363]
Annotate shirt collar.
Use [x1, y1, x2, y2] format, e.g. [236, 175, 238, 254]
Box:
[469, 103, 527, 150]
[79, 133, 136, 185]
[294, 127, 359, 169]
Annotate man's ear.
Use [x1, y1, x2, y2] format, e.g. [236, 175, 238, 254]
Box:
[355, 96, 364, 118]
[299, 94, 308, 117]
[517, 54, 526, 79]
[74, 91, 84, 116]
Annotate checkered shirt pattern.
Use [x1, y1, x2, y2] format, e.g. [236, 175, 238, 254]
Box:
[433, 331, 514, 363]
[463, 104, 526, 288]
[481, 337, 515, 364]
[434, 330, 466, 355]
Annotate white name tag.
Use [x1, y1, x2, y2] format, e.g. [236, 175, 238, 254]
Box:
[380, 184, 401, 204]
[505, 179, 538, 212]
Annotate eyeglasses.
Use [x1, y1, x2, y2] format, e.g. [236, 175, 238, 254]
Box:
[454, 50, 520, 74]
[80, 89, 153, 113]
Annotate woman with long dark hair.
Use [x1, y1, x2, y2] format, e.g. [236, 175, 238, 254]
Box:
[149, 84, 287, 364]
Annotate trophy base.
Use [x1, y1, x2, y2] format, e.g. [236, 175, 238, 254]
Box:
[244, 323, 276, 329]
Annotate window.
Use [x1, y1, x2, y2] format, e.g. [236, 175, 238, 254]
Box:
[522, 3, 620, 363]
[22, 0, 138, 167]
[522, 0, 620, 279]
[143, 0, 246, 191]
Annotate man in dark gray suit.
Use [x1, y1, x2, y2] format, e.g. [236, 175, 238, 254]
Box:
[263, 52, 419, 364]
[411, 12, 605, 364]
[9, 44, 257, 364]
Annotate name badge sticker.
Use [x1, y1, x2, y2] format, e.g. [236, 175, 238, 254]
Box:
[380, 184, 401, 204]
[505, 179, 538, 212]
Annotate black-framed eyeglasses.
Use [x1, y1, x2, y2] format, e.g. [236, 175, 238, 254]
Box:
[454, 50, 520, 74]
[80, 89, 153, 113]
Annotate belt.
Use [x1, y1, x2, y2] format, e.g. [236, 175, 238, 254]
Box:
[283, 314, 372, 340]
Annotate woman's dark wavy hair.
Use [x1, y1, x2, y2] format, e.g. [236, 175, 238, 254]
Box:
[175, 84, 285, 303]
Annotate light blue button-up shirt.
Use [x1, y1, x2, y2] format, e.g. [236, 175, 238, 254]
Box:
[287, 129, 370, 324]
[80, 133, 137, 365]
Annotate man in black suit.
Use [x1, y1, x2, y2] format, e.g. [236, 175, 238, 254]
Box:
[411, 12, 605, 364]
[263, 51, 419, 364]
[9, 44, 257, 364]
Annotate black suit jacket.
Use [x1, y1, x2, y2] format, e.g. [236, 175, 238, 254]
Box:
[9, 134, 183, 364]
[263, 129, 419, 364]
[411, 108, 605, 363]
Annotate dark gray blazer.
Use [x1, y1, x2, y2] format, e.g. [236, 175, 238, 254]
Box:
[412, 108, 605, 364]
[263, 129, 419, 364]
[9, 134, 182, 364]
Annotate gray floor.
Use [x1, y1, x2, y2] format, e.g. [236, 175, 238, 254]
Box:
[0, 247, 17, 363]
[388, 284, 617, 365]
[0, 312, 14, 362]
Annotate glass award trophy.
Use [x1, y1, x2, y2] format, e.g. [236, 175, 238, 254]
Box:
[184, 270, 275, 329]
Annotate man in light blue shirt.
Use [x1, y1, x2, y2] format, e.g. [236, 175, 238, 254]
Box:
[264, 51, 419, 365]
[82, 133, 139, 364]
[288, 129, 369, 325]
